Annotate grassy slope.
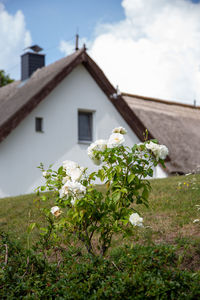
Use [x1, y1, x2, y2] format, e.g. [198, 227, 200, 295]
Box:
[139, 174, 200, 244]
[0, 174, 200, 247]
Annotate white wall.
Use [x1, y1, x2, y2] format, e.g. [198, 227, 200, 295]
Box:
[0, 64, 146, 197]
[154, 165, 167, 178]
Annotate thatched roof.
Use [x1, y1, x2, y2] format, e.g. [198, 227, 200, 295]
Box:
[123, 93, 200, 174]
[0, 80, 20, 103]
[0, 48, 199, 175]
[0, 47, 146, 145]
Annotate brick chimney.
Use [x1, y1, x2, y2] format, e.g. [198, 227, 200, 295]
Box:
[21, 45, 45, 81]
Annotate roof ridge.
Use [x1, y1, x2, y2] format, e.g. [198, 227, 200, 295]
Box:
[122, 92, 200, 109]
[30, 47, 86, 78]
[46, 47, 85, 68]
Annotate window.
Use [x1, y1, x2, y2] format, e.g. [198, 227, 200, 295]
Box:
[35, 117, 43, 132]
[78, 111, 93, 142]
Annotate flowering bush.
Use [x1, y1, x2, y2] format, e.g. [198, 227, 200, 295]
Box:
[37, 127, 168, 256]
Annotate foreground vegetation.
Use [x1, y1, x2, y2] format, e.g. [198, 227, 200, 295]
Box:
[1, 233, 199, 299]
[0, 174, 200, 298]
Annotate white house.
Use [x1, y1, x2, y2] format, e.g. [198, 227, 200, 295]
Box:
[0, 46, 199, 197]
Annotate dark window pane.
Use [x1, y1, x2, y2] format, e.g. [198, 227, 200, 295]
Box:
[78, 112, 92, 141]
[35, 117, 43, 132]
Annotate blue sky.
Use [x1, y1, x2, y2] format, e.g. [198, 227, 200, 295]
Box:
[2, 0, 124, 66]
[1, 0, 200, 104]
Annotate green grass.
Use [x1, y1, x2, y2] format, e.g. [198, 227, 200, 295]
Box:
[139, 174, 200, 244]
[0, 174, 200, 248]
[0, 193, 51, 243]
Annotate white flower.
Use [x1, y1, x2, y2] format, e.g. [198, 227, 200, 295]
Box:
[59, 188, 65, 198]
[158, 145, 169, 160]
[112, 127, 127, 135]
[62, 180, 86, 197]
[42, 171, 49, 177]
[129, 213, 143, 227]
[107, 133, 125, 148]
[88, 140, 107, 154]
[193, 219, 200, 223]
[62, 160, 84, 182]
[146, 141, 168, 160]
[70, 167, 84, 182]
[51, 206, 62, 217]
[146, 141, 158, 152]
[87, 139, 107, 165]
[71, 198, 76, 206]
[63, 160, 78, 171]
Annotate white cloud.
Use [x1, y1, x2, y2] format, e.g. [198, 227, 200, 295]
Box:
[60, 0, 200, 105]
[59, 36, 91, 56]
[0, 3, 32, 79]
[59, 40, 75, 56]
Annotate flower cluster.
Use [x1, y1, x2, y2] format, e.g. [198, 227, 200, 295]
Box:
[60, 161, 86, 199]
[51, 160, 86, 215]
[146, 141, 169, 160]
[60, 180, 86, 201]
[87, 127, 127, 165]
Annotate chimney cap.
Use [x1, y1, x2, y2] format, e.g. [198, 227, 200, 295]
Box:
[24, 45, 43, 53]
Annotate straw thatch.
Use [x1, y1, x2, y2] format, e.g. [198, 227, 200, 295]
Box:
[123, 93, 200, 174]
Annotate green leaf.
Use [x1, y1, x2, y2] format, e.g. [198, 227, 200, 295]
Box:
[150, 139, 158, 144]
[27, 223, 36, 234]
[58, 166, 63, 174]
[147, 168, 153, 177]
[121, 188, 128, 194]
[136, 195, 143, 204]
[98, 169, 105, 181]
[41, 195, 47, 201]
[112, 191, 121, 202]
[142, 187, 149, 200]
[128, 174, 135, 184]
[89, 172, 96, 180]
[80, 210, 85, 218]
[132, 144, 137, 152]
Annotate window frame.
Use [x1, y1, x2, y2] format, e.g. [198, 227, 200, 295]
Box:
[78, 110, 94, 143]
[35, 117, 43, 133]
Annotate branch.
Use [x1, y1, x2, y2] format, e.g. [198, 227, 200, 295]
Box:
[112, 261, 120, 271]
[4, 244, 8, 265]
[89, 220, 98, 242]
